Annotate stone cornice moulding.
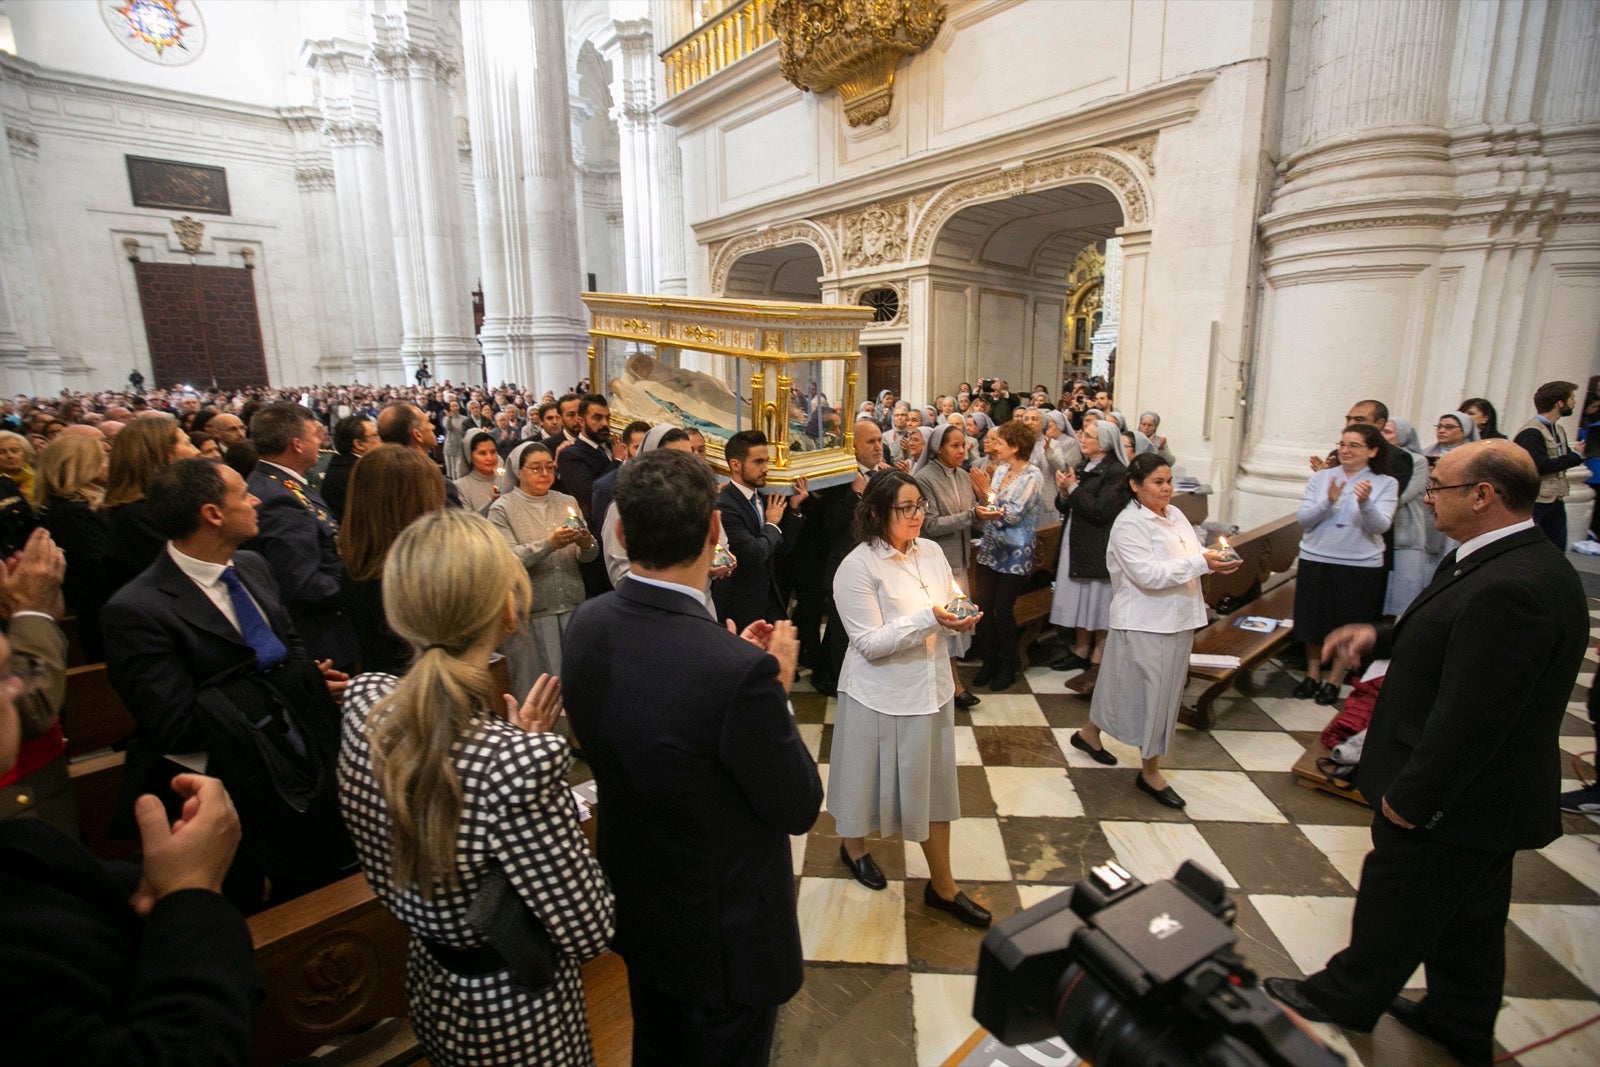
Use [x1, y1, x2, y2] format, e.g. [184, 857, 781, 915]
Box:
[688, 70, 1207, 245]
[0, 51, 287, 128]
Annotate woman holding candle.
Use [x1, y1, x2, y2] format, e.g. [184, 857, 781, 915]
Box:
[454, 429, 502, 514]
[971, 420, 1044, 692]
[829, 472, 988, 926]
[1072, 455, 1242, 806]
[1049, 420, 1129, 671]
[487, 442, 598, 698]
[1291, 423, 1399, 704]
[914, 423, 987, 710]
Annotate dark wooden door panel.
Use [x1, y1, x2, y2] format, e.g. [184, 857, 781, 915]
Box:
[133, 262, 267, 390]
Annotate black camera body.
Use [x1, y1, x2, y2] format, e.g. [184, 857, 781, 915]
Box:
[974, 860, 1344, 1067]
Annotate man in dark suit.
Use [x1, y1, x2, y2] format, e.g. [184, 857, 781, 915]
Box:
[101, 459, 353, 909]
[321, 413, 379, 523]
[564, 449, 823, 1066]
[555, 393, 621, 523]
[714, 429, 808, 631]
[243, 402, 358, 670]
[590, 420, 650, 526]
[1266, 440, 1589, 1066]
[378, 400, 465, 509]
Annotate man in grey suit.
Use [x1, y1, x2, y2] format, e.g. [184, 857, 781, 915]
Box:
[1266, 440, 1589, 1066]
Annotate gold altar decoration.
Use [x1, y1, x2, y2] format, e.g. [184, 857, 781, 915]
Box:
[771, 0, 945, 127]
[582, 294, 873, 491]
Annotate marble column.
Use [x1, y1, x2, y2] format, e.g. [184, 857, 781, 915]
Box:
[284, 107, 355, 383]
[607, 18, 659, 294]
[653, 123, 689, 296]
[305, 38, 404, 385]
[1089, 237, 1121, 379]
[1237, 0, 1459, 523]
[459, 0, 588, 392]
[370, 0, 482, 386]
[0, 114, 62, 394]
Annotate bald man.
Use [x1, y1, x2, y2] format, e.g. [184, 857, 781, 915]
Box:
[59, 424, 108, 452]
[208, 414, 246, 450]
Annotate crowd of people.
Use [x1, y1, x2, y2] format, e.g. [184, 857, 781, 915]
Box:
[0, 370, 1596, 1065]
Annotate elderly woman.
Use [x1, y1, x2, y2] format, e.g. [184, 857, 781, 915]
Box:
[914, 423, 985, 710]
[1423, 410, 1479, 464]
[1050, 420, 1129, 671]
[455, 429, 502, 513]
[1292, 423, 1399, 704]
[338, 510, 614, 1066]
[1137, 412, 1177, 466]
[1072, 455, 1242, 807]
[963, 412, 994, 469]
[0, 430, 36, 500]
[830, 472, 988, 927]
[488, 442, 598, 698]
[971, 420, 1044, 692]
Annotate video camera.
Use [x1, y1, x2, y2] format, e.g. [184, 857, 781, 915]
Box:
[974, 860, 1345, 1067]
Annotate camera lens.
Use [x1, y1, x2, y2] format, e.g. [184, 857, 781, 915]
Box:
[1054, 965, 1190, 1067]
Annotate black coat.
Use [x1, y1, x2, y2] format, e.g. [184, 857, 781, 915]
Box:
[105, 499, 165, 592]
[562, 578, 822, 1007]
[555, 437, 618, 523]
[712, 481, 805, 630]
[1057, 455, 1128, 580]
[320, 451, 358, 523]
[0, 819, 262, 1065]
[244, 465, 358, 669]
[1357, 526, 1588, 851]
[40, 497, 112, 662]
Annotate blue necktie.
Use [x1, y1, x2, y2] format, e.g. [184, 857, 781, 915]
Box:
[753, 492, 764, 526]
[220, 568, 288, 670]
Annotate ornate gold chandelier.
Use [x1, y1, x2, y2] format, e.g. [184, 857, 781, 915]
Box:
[772, 0, 945, 127]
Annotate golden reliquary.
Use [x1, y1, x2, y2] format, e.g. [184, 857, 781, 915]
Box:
[582, 294, 874, 492]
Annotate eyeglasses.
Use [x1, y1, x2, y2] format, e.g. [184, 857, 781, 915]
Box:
[0, 653, 46, 696]
[1435, 424, 1463, 432]
[890, 502, 928, 517]
[1423, 481, 1479, 498]
[521, 464, 556, 474]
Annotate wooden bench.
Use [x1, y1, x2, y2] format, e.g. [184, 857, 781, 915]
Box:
[59, 614, 91, 668]
[1291, 741, 1369, 806]
[62, 663, 137, 759]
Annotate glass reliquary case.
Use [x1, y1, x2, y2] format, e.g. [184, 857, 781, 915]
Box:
[582, 294, 874, 491]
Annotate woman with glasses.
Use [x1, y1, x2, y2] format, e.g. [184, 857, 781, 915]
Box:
[1291, 423, 1399, 704]
[971, 420, 1044, 692]
[1380, 419, 1435, 616]
[487, 443, 597, 699]
[829, 472, 988, 927]
[1423, 411, 1480, 465]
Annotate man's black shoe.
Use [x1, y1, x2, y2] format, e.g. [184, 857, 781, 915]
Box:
[1262, 978, 1335, 1024]
[839, 845, 887, 890]
[1387, 997, 1492, 1066]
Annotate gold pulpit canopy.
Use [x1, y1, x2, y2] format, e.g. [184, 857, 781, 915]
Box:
[582, 293, 872, 491]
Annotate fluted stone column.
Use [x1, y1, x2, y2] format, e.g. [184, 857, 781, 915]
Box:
[284, 107, 355, 382]
[370, 0, 482, 386]
[1089, 237, 1121, 379]
[460, 0, 587, 392]
[653, 122, 689, 296]
[305, 38, 404, 385]
[0, 112, 62, 393]
[607, 19, 658, 294]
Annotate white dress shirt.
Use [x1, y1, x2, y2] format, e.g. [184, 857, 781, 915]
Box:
[1105, 501, 1211, 634]
[166, 542, 267, 635]
[834, 538, 956, 716]
[1454, 518, 1536, 562]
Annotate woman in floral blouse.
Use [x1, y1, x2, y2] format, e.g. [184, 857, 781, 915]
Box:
[970, 419, 1044, 692]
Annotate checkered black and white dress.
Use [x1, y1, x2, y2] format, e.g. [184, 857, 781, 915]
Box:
[337, 674, 615, 1066]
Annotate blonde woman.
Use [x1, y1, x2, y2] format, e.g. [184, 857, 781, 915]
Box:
[36, 435, 111, 660]
[102, 416, 199, 588]
[0, 430, 36, 500]
[337, 510, 614, 1066]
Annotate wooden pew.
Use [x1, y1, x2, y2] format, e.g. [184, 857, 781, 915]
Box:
[58, 614, 91, 668]
[68, 750, 137, 861]
[62, 663, 137, 758]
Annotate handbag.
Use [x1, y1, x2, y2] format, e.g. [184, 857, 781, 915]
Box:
[462, 867, 559, 994]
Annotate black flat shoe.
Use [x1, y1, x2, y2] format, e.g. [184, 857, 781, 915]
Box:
[923, 882, 991, 928]
[1263, 978, 1335, 1025]
[839, 844, 887, 890]
[988, 672, 1015, 693]
[954, 690, 981, 710]
[1051, 652, 1092, 671]
[971, 663, 996, 687]
[1135, 773, 1186, 809]
[1291, 676, 1321, 699]
[1069, 731, 1117, 765]
[1387, 997, 1491, 1066]
[1314, 681, 1342, 706]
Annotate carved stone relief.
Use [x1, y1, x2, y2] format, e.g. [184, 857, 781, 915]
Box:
[171, 216, 205, 255]
[839, 201, 909, 269]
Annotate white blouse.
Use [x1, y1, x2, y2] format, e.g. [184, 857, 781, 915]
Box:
[834, 537, 957, 716]
[1106, 501, 1211, 634]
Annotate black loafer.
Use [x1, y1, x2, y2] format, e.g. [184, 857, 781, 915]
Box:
[1070, 731, 1117, 765]
[1314, 681, 1342, 706]
[1291, 676, 1321, 699]
[923, 882, 991, 928]
[971, 663, 996, 687]
[839, 845, 887, 891]
[1051, 652, 1092, 671]
[988, 672, 1015, 692]
[1263, 978, 1335, 1024]
[1135, 773, 1186, 809]
[1387, 997, 1492, 1066]
[954, 690, 981, 710]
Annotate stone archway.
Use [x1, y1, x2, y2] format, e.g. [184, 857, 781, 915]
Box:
[720, 242, 825, 301]
[710, 220, 839, 296]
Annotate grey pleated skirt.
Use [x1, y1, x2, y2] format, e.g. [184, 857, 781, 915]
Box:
[827, 692, 959, 843]
[1089, 628, 1194, 759]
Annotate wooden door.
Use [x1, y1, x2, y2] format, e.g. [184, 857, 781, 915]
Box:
[865, 344, 901, 401]
[133, 262, 268, 390]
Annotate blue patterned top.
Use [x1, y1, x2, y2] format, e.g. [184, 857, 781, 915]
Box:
[977, 461, 1045, 575]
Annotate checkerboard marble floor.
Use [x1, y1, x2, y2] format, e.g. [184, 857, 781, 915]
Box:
[768, 603, 1600, 1067]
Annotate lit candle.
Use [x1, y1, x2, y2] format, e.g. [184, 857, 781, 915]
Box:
[562, 505, 587, 532]
[1214, 536, 1240, 562]
[986, 492, 996, 507]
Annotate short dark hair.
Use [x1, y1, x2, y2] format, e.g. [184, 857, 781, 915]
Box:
[536, 401, 558, 420]
[333, 414, 373, 456]
[1459, 444, 1540, 514]
[223, 440, 257, 479]
[1458, 398, 1498, 436]
[377, 401, 425, 445]
[577, 393, 608, 417]
[1339, 422, 1390, 477]
[852, 470, 917, 545]
[557, 393, 581, 410]
[657, 427, 690, 448]
[1534, 380, 1576, 413]
[615, 449, 716, 568]
[622, 420, 650, 445]
[725, 429, 768, 465]
[250, 401, 315, 455]
[147, 458, 227, 539]
[1126, 452, 1171, 486]
[1353, 399, 1390, 423]
[995, 419, 1038, 457]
